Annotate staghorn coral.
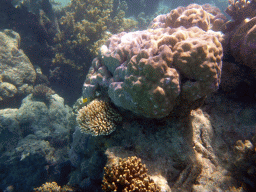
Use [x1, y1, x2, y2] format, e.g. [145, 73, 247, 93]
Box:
[76, 99, 122, 136]
[83, 25, 223, 118]
[102, 156, 160, 192]
[226, 0, 256, 22]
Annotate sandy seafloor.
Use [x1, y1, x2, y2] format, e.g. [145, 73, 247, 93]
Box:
[0, 0, 256, 191]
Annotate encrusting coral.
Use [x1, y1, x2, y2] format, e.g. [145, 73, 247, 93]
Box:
[76, 99, 122, 136]
[102, 156, 160, 192]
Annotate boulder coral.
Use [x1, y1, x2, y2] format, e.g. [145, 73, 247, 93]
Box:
[151, 4, 227, 32]
[83, 23, 223, 118]
[0, 29, 36, 105]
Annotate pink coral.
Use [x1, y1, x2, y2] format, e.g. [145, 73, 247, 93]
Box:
[150, 4, 227, 32]
[83, 26, 223, 118]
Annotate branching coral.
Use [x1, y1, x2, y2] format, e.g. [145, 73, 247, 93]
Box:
[76, 99, 122, 136]
[33, 181, 74, 192]
[102, 156, 160, 192]
[51, 0, 137, 88]
[53, 0, 137, 60]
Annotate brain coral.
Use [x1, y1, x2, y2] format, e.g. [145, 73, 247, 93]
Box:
[102, 156, 160, 192]
[83, 25, 223, 118]
[76, 99, 122, 136]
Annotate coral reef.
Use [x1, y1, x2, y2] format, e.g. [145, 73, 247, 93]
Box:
[229, 17, 256, 71]
[53, 0, 137, 60]
[0, 29, 36, 107]
[220, 0, 256, 99]
[32, 84, 55, 102]
[102, 156, 160, 192]
[34, 181, 74, 192]
[0, 93, 74, 191]
[228, 139, 256, 191]
[225, 0, 256, 22]
[34, 182, 61, 192]
[47, 0, 137, 104]
[151, 4, 227, 31]
[83, 25, 223, 118]
[69, 97, 249, 191]
[76, 99, 122, 136]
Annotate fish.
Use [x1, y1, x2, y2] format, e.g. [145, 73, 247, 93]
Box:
[82, 98, 88, 103]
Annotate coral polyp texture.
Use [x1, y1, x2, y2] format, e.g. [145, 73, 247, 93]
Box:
[102, 156, 160, 192]
[151, 4, 227, 31]
[226, 0, 256, 22]
[83, 15, 223, 118]
[76, 99, 122, 136]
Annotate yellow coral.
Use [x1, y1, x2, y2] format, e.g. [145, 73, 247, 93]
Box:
[76, 99, 122, 136]
[102, 156, 160, 192]
[33, 182, 74, 192]
[33, 182, 61, 192]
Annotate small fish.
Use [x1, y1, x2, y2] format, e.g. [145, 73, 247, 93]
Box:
[82, 98, 88, 103]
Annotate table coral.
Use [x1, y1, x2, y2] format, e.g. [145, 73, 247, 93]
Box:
[83, 25, 223, 118]
[102, 156, 160, 192]
[76, 99, 122, 136]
